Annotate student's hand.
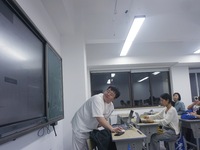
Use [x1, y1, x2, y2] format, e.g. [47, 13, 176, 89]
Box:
[111, 127, 123, 133]
[142, 119, 154, 123]
[193, 100, 200, 105]
[190, 112, 197, 116]
[143, 115, 149, 119]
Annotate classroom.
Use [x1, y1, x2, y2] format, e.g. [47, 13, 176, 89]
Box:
[1, 0, 200, 150]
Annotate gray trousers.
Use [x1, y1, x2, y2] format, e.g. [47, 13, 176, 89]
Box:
[72, 130, 90, 150]
[150, 128, 179, 150]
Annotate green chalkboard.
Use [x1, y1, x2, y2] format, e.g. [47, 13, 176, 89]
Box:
[46, 44, 64, 121]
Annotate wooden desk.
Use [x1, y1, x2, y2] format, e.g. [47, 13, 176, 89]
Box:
[135, 122, 158, 150]
[112, 127, 146, 150]
[179, 119, 200, 150]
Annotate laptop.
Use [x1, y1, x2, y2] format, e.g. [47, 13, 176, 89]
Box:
[127, 110, 134, 124]
[112, 110, 134, 130]
[135, 112, 142, 123]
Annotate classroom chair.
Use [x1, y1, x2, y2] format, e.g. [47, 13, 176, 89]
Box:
[167, 140, 176, 150]
[87, 138, 97, 150]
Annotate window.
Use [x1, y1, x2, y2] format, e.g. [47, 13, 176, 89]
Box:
[131, 71, 170, 107]
[132, 72, 150, 107]
[91, 72, 131, 108]
[90, 70, 171, 108]
[189, 71, 200, 101]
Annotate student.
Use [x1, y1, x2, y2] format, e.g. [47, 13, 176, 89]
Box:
[182, 96, 200, 149]
[143, 93, 180, 150]
[187, 96, 200, 113]
[71, 86, 122, 150]
[181, 96, 200, 119]
[173, 92, 186, 115]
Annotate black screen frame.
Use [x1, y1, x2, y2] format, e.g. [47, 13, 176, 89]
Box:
[0, 0, 64, 144]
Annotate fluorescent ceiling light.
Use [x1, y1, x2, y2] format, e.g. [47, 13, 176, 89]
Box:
[111, 73, 115, 78]
[138, 76, 149, 82]
[120, 16, 145, 56]
[152, 72, 160, 75]
[107, 79, 111, 84]
[194, 49, 200, 54]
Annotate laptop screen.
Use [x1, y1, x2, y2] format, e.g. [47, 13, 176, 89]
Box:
[135, 112, 142, 123]
[127, 110, 134, 124]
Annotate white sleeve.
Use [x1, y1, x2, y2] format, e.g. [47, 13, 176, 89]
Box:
[149, 108, 165, 120]
[154, 108, 175, 126]
[91, 96, 104, 118]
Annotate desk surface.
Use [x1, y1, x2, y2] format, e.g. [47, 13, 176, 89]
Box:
[112, 127, 146, 141]
[136, 122, 159, 126]
[179, 118, 200, 122]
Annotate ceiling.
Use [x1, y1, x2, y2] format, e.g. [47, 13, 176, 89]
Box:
[41, 0, 200, 68]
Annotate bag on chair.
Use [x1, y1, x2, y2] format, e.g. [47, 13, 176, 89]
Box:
[175, 133, 187, 150]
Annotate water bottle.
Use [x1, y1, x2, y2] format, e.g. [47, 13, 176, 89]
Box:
[127, 144, 131, 150]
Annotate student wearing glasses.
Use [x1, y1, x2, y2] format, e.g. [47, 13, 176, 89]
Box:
[71, 86, 121, 150]
[187, 96, 200, 113]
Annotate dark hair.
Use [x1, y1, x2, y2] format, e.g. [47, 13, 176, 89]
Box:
[160, 93, 172, 104]
[194, 96, 200, 101]
[107, 86, 120, 99]
[173, 92, 181, 101]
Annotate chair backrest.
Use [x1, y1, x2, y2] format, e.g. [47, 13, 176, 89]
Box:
[87, 138, 97, 150]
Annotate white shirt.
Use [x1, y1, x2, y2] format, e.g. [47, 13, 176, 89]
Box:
[149, 106, 180, 135]
[71, 93, 114, 134]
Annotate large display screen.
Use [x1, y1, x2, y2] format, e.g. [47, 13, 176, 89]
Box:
[0, 0, 64, 144]
[0, 0, 45, 139]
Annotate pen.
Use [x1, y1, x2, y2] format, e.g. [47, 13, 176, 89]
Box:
[137, 130, 142, 135]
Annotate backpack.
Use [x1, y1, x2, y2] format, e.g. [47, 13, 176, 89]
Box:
[175, 133, 187, 150]
[90, 129, 116, 150]
[181, 108, 200, 120]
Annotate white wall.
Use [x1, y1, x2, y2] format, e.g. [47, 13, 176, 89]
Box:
[170, 66, 192, 108]
[61, 33, 87, 150]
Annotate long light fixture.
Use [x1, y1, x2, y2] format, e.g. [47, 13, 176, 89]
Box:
[152, 72, 160, 75]
[138, 76, 149, 82]
[111, 73, 115, 77]
[120, 16, 145, 56]
[107, 79, 111, 84]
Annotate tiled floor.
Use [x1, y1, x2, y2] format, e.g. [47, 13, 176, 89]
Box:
[143, 142, 166, 150]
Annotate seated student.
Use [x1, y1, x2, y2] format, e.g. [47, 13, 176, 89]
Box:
[187, 96, 200, 113]
[181, 96, 200, 119]
[173, 92, 186, 115]
[182, 96, 200, 149]
[143, 93, 180, 150]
